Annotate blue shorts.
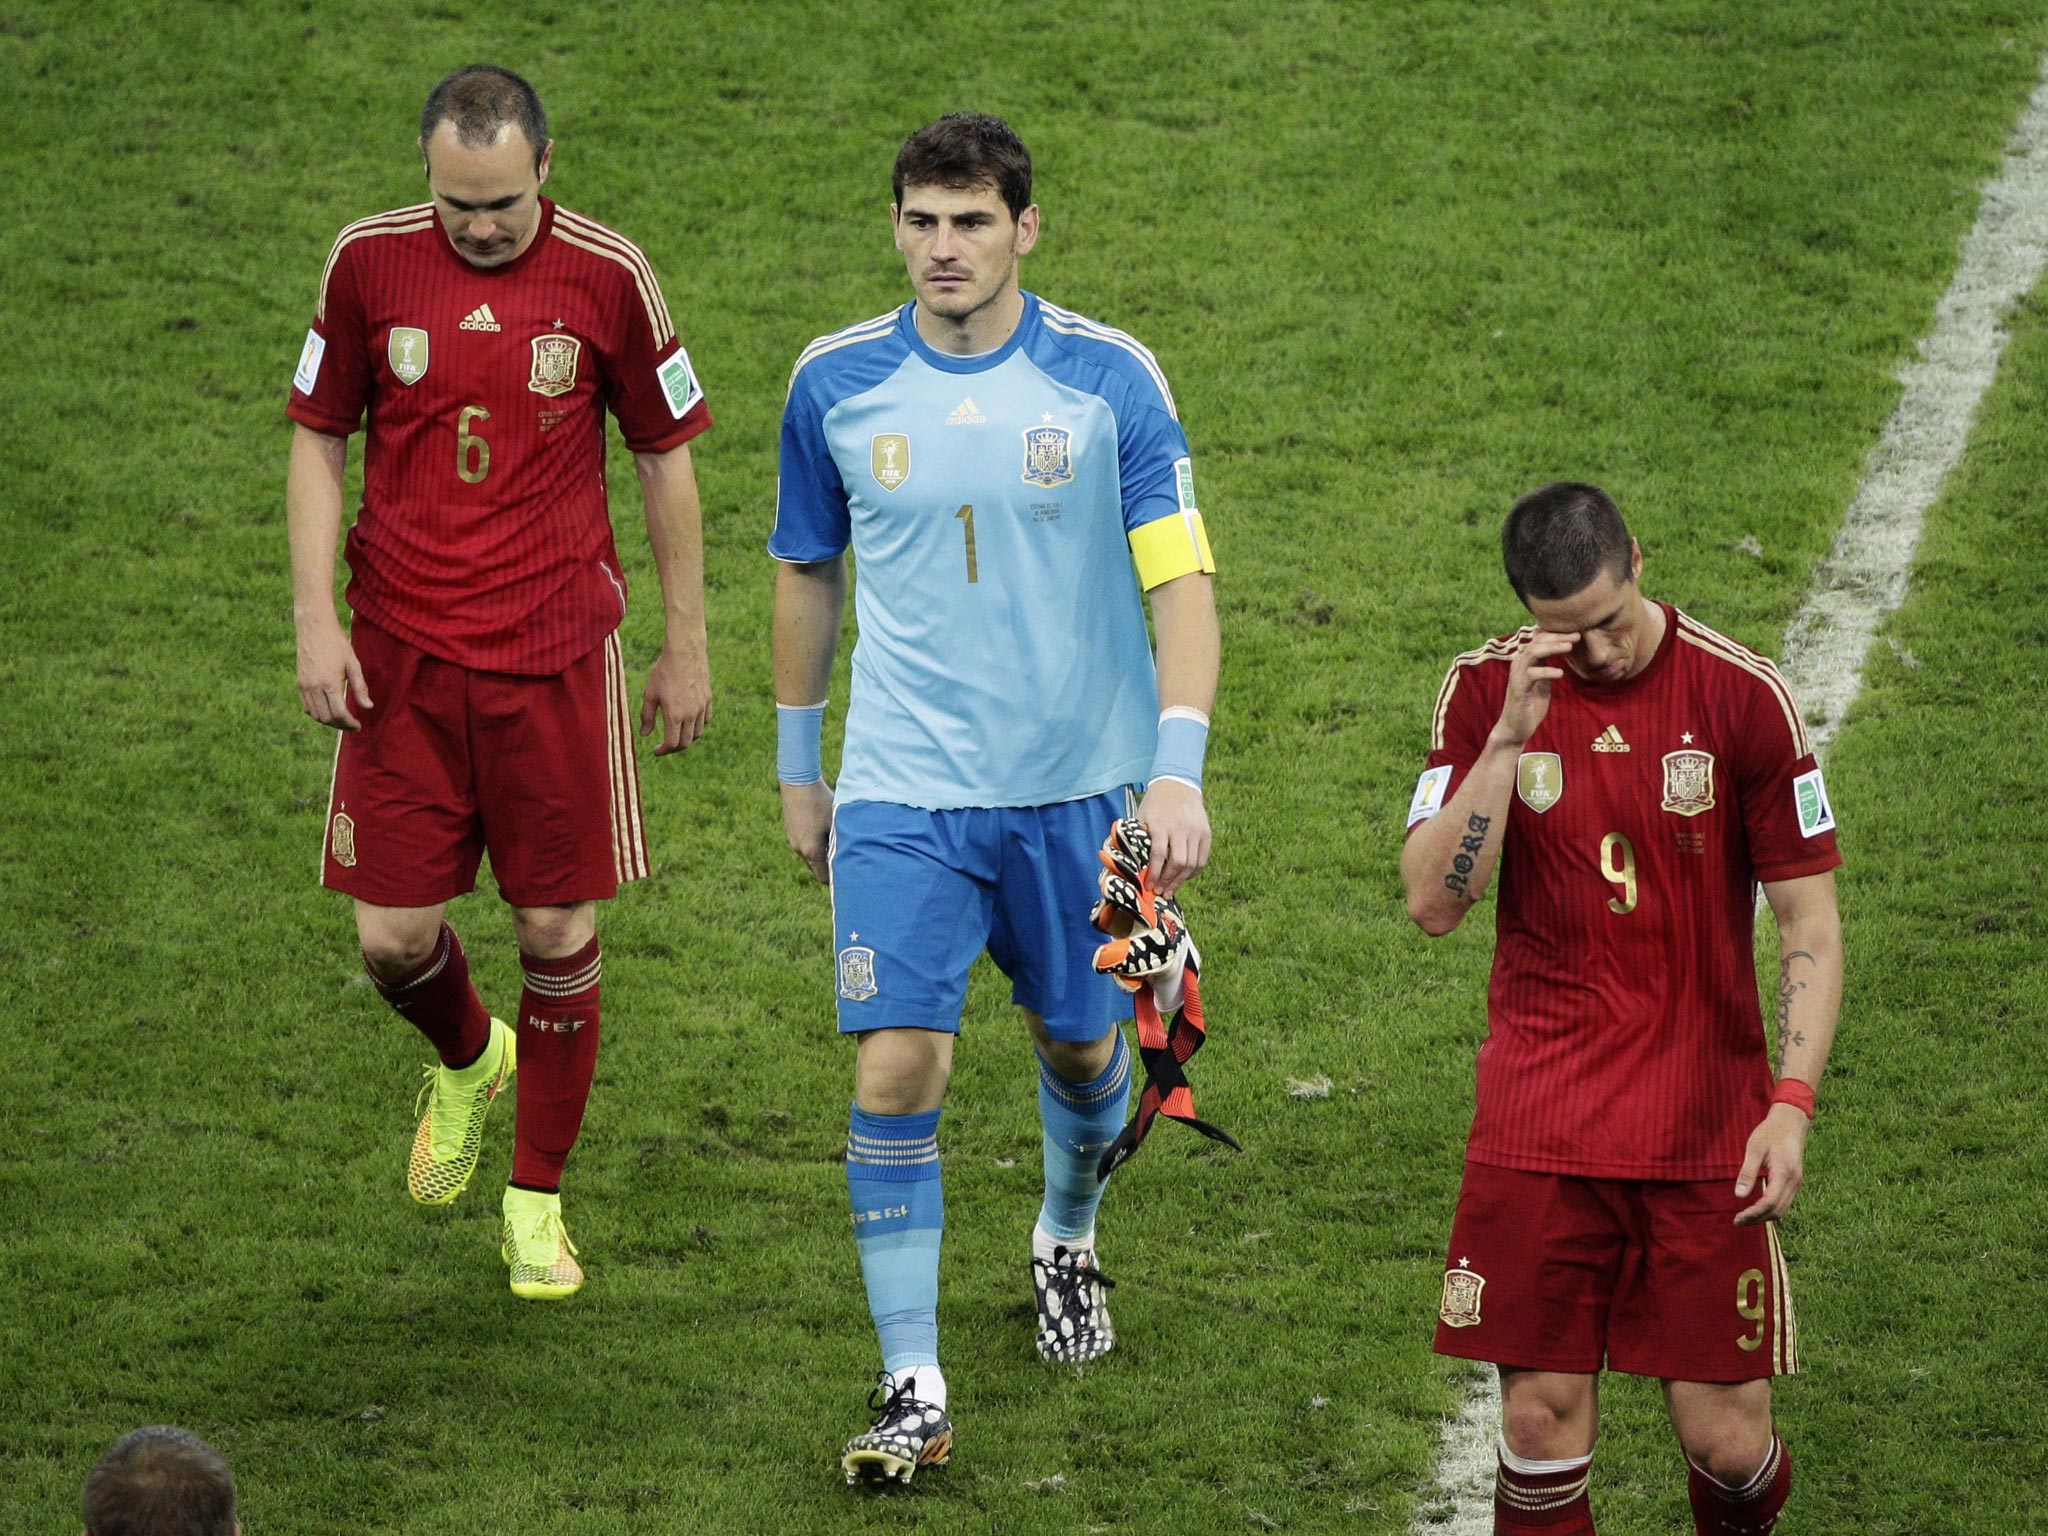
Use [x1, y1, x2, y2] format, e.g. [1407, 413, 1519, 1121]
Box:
[827, 790, 1137, 1042]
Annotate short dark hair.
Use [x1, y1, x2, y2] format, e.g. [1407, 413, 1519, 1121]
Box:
[892, 112, 1033, 219]
[421, 65, 549, 171]
[1501, 481, 1634, 603]
[83, 1426, 236, 1536]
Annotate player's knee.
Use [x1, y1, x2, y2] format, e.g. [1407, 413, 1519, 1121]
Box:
[1502, 1387, 1595, 1460]
[356, 914, 440, 979]
[854, 1029, 952, 1114]
[509, 903, 594, 958]
[1685, 1422, 1775, 1486]
[1039, 1031, 1115, 1083]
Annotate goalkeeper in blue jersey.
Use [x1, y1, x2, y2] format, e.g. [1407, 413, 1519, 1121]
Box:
[770, 112, 1222, 1485]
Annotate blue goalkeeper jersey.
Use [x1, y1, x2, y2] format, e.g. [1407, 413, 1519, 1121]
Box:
[771, 293, 1212, 810]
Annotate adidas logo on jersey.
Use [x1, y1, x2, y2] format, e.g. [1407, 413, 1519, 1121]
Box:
[946, 396, 987, 425]
[1591, 724, 1630, 753]
[458, 303, 502, 333]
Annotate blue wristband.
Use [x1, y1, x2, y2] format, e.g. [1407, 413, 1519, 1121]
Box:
[1150, 708, 1210, 790]
[777, 702, 827, 784]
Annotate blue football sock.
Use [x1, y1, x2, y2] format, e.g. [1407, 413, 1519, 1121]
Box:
[1036, 1028, 1132, 1244]
[846, 1103, 943, 1377]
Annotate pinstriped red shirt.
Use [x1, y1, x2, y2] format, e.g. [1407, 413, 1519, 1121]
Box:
[288, 198, 711, 675]
[1412, 607, 1843, 1179]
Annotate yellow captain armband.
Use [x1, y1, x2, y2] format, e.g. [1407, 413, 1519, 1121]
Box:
[1129, 509, 1216, 590]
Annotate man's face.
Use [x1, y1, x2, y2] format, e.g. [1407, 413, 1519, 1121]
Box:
[891, 182, 1039, 323]
[1523, 542, 1655, 685]
[421, 120, 551, 268]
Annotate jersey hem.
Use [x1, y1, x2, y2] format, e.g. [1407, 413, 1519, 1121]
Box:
[834, 777, 1143, 812]
[621, 407, 711, 457]
[1465, 1147, 1747, 1183]
[286, 401, 360, 437]
[1753, 850, 1845, 884]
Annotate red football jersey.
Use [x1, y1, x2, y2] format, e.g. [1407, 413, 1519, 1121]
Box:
[287, 198, 711, 675]
[1411, 606, 1842, 1179]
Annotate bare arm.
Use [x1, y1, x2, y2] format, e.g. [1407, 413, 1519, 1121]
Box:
[772, 555, 847, 883]
[1136, 571, 1220, 895]
[632, 443, 713, 755]
[287, 423, 370, 730]
[1399, 630, 1577, 935]
[1733, 869, 1845, 1224]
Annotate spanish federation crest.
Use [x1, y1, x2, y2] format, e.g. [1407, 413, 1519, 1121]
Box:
[1516, 751, 1563, 814]
[1022, 423, 1074, 488]
[1439, 1264, 1485, 1328]
[528, 333, 582, 397]
[387, 327, 428, 385]
[1661, 749, 1717, 817]
[838, 945, 878, 1002]
[329, 811, 357, 869]
[871, 433, 910, 493]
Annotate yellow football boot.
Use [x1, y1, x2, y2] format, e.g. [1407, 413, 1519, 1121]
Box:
[407, 1017, 515, 1205]
[502, 1185, 584, 1300]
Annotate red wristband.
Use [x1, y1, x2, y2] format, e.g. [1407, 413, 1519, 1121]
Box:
[1771, 1079, 1817, 1119]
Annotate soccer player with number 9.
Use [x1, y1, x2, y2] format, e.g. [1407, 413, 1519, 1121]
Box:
[1400, 484, 1844, 1535]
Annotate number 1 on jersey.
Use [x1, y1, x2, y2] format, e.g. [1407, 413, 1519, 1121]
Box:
[955, 503, 978, 583]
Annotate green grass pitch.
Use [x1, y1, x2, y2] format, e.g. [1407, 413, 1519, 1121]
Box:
[3, 2, 2046, 1531]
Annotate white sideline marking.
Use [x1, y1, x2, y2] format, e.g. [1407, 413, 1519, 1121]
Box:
[1413, 55, 2048, 1534]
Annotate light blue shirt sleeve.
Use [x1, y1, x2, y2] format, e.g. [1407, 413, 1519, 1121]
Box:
[769, 371, 851, 562]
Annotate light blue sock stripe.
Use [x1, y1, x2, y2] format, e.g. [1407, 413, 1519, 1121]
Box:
[1036, 1031, 1132, 1242]
[848, 1104, 943, 1374]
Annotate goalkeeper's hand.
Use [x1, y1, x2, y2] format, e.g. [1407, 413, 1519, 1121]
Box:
[1090, 819, 1196, 1003]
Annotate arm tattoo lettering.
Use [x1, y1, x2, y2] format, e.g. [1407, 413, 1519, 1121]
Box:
[1775, 949, 1814, 1060]
[1442, 814, 1494, 901]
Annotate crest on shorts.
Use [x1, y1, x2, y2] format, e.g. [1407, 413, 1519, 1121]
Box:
[1516, 752, 1563, 814]
[838, 945, 878, 1002]
[330, 812, 357, 868]
[387, 327, 428, 385]
[1022, 423, 1074, 488]
[528, 333, 581, 397]
[1439, 1263, 1485, 1328]
[1661, 749, 1717, 817]
[871, 433, 910, 492]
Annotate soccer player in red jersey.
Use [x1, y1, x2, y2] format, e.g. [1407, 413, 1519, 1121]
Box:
[285, 65, 714, 1299]
[1401, 483, 1844, 1535]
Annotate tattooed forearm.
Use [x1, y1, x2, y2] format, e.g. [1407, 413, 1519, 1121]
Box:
[1776, 949, 1814, 1060]
[1442, 813, 1495, 902]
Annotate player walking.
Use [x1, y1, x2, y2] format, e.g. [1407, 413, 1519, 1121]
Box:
[286, 65, 713, 1299]
[1401, 483, 1843, 1534]
[770, 113, 1221, 1483]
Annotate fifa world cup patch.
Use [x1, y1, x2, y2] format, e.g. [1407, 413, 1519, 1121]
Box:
[1407, 764, 1452, 828]
[528, 333, 582, 397]
[293, 329, 326, 394]
[329, 811, 357, 868]
[387, 326, 429, 385]
[1438, 1262, 1485, 1328]
[871, 433, 910, 492]
[1661, 749, 1717, 817]
[838, 945, 878, 1002]
[1516, 752, 1563, 814]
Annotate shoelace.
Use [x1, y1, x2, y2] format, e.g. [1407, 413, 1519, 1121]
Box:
[1043, 1246, 1116, 1309]
[509, 1208, 578, 1260]
[864, 1371, 939, 1429]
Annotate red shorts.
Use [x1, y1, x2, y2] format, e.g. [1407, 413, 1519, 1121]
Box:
[321, 618, 648, 908]
[1432, 1161, 1798, 1382]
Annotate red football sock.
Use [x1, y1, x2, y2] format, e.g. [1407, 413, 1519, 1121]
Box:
[510, 936, 602, 1192]
[367, 923, 490, 1068]
[1496, 1446, 1596, 1534]
[1688, 1435, 1791, 1535]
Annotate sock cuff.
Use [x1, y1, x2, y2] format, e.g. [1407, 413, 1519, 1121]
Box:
[848, 1104, 941, 1181]
[1498, 1436, 1593, 1478]
[367, 923, 456, 995]
[1036, 1029, 1131, 1107]
[521, 935, 601, 996]
[1689, 1433, 1785, 1501]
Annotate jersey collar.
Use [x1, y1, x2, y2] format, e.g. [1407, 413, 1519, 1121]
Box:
[435, 196, 557, 278]
[899, 290, 1038, 373]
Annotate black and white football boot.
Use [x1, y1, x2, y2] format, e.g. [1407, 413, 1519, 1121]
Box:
[1032, 1244, 1117, 1363]
[841, 1372, 953, 1486]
